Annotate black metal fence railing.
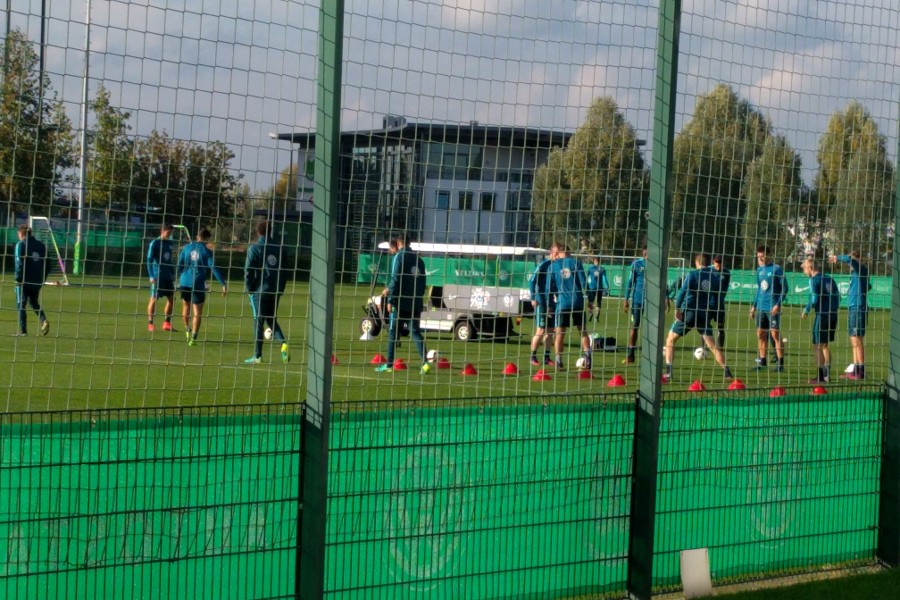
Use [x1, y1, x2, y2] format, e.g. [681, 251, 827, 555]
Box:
[0, 387, 887, 599]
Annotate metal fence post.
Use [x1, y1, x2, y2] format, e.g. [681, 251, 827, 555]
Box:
[626, 0, 680, 598]
[877, 100, 900, 567]
[298, 2, 344, 598]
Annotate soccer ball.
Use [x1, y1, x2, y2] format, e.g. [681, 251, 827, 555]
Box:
[693, 347, 710, 360]
[575, 356, 588, 369]
[264, 327, 274, 341]
[426, 349, 441, 363]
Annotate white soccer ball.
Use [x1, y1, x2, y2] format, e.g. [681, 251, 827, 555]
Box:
[426, 349, 440, 363]
[264, 327, 274, 341]
[693, 347, 710, 360]
[575, 357, 588, 369]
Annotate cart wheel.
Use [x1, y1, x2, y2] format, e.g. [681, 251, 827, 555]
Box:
[360, 316, 381, 337]
[454, 320, 477, 341]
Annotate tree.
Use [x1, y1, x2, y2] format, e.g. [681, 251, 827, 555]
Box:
[131, 131, 239, 232]
[815, 102, 894, 273]
[85, 86, 136, 213]
[0, 29, 76, 223]
[741, 135, 805, 268]
[531, 97, 649, 254]
[672, 84, 771, 263]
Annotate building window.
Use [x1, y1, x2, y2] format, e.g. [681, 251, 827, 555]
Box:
[436, 190, 450, 210]
[481, 192, 495, 212]
[459, 191, 474, 210]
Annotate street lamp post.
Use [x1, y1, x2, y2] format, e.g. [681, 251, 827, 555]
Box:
[74, 0, 92, 275]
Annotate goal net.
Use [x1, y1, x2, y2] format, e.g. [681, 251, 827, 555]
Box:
[28, 216, 68, 286]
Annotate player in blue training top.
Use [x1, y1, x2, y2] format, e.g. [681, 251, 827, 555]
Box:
[586, 256, 610, 322]
[146, 223, 177, 332]
[177, 228, 228, 346]
[548, 243, 591, 371]
[801, 258, 840, 383]
[621, 247, 648, 364]
[711, 255, 731, 349]
[662, 253, 733, 383]
[749, 245, 788, 372]
[244, 220, 290, 365]
[528, 246, 558, 366]
[375, 234, 428, 374]
[14, 224, 51, 336]
[829, 250, 870, 380]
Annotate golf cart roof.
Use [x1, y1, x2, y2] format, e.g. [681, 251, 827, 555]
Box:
[376, 241, 547, 256]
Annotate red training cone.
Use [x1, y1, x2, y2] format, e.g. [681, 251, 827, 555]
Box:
[461, 363, 478, 376]
[502, 363, 519, 376]
[727, 378, 746, 391]
[370, 354, 387, 365]
[532, 369, 552, 381]
[812, 386, 827, 395]
[393, 358, 408, 370]
[607, 373, 626, 387]
[578, 370, 593, 380]
[688, 379, 706, 392]
[331, 354, 339, 365]
[769, 386, 786, 397]
[436, 356, 452, 369]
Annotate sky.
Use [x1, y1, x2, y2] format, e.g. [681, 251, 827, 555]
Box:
[7, 0, 900, 192]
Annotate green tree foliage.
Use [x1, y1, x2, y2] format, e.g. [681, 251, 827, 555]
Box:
[531, 97, 648, 254]
[0, 29, 76, 221]
[85, 86, 135, 211]
[815, 102, 894, 273]
[672, 84, 771, 262]
[741, 135, 805, 268]
[130, 131, 239, 231]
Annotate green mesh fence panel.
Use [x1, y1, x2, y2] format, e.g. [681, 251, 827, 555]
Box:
[0, 389, 887, 599]
[0, 406, 301, 600]
[325, 396, 636, 599]
[654, 387, 883, 590]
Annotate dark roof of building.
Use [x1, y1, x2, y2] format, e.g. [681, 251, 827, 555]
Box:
[271, 122, 573, 150]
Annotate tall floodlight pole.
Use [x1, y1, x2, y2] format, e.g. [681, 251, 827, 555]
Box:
[74, 0, 92, 275]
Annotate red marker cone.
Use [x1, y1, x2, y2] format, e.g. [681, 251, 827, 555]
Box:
[688, 379, 706, 392]
[502, 363, 519, 376]
[727, 378, 746, 391]
[331, 354, 339, 365]
[578, 370, 593, 379]
[769, 386, 786, 397]
[393, 358, 408, 370]
[370, 354, 387, 364]
[461, 363, 478, 376]
[607, 373, 626, 387]
[436, 357, 452, 369]
[532, 369, 551, 381]
[812, 386, 827, 395]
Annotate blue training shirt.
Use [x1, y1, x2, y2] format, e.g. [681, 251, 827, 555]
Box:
[753, 262, 787, 312]
[178, 241, 227, 291]
[675, 267, 722, 313]
[586, 264, 609, 295]
[529, 258, 554, 308]
[836, 255, 869, 310]
[803, 272, 840, 315]
[549, 255, 586, 310]
[147, 237, 176, 283]
[624, 257, 646, 307]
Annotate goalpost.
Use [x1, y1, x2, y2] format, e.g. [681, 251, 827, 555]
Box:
[28, 216, 69, 286]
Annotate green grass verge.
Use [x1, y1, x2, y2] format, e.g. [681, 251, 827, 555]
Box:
[0, 276, 888, 410]
[714, 567, 900, 599]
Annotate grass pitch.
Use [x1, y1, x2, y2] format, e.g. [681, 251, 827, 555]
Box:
[0, 276, 887, 411]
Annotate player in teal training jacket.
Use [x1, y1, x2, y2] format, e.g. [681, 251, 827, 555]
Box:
[177, 228, 228, 345]
[244, 220, 289, 364]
